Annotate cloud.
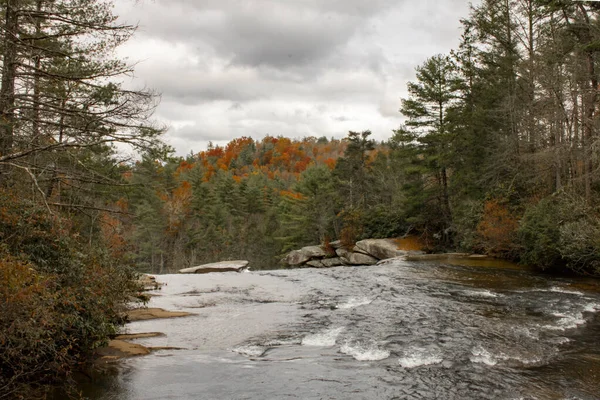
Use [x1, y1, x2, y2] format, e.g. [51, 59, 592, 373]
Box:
[115, 0, 475, 155]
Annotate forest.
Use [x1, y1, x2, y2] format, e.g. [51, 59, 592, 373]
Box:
[120, 0, 600, 276]
[1, 0, 600, 398]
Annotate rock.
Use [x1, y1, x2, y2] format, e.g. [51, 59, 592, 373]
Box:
[307, 260, 325, 268]
[179, 260, 249, 274]
[126, 308, 194, 321]
[96, 340, 151, 360]
[468, 254, 488, 259]
[115, 332, 165, 340]
[354, 239, 407, 260]
[138, 274, 162, 290]
[336, 248, 350, 258]
[285, 246, 329, 266]
[328, 240, 344, 249]
[321, 257, 345, 267]
[342, 252, 378, 266]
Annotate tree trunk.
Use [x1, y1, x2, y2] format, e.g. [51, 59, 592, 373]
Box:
[0, 0, 19, 162]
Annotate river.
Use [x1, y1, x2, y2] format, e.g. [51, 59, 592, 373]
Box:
[81, 258, 600, 399]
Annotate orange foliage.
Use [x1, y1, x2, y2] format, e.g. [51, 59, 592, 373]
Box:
[394, 236, 425, 251]
[324, 158, 337, 169]
[175, 160, 195, 177]
[280, 190, 306, 200]
[100, 213, 126, 256]
[115, 198, 129, 212]
[161, 181, 193, 235]
[476, 199, 520, 256]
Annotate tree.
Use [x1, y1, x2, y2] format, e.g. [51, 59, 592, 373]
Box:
[334, 130, 375, 209]
[400, 55, 461, 236]
[0, 0, 162, 210]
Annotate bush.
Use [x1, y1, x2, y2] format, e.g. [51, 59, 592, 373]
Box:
[559, 218, 600, 275]
[0, 194, 138, 398]
[476, 198, 520, 258]
[451, 199, 484, 252]
[517, 192, 600, 275]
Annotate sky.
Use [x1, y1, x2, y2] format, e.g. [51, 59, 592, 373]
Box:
[114, 0, 475, 156]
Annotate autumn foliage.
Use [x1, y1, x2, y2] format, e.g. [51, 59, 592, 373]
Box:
[476, 199, 520, 257]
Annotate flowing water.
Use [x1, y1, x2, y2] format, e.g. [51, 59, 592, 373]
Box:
[83, 259, 600, 399]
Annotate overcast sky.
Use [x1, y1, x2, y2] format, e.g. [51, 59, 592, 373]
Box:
[114, 0, 475, 156]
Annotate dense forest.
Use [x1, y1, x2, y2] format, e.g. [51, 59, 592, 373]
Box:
[1, 0, 600, 398]
[116, 0, 600, 276]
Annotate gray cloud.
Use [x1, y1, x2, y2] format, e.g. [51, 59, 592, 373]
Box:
[115, 0, 476, 155]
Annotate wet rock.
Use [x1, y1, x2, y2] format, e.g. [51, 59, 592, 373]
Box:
[179, 260, 249, 274]
[354, 239, 407, 260]
[285, 246, 329, 266]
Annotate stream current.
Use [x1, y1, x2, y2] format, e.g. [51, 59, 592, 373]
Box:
[85, 259, 600, 399]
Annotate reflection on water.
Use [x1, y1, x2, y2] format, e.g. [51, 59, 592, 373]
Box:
[75, 259, 600, 400]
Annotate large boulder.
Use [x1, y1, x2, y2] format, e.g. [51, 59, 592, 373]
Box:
[354, 239, 406, 260]
[285, 246, 329, 266]
[335, 247, 349, 258]
[328, 240, 344, 249]
[306, 260, 326, 268]
[321, 257, 345, 267]
[179, 260, 249, 274]
[341, 252, 378, 266]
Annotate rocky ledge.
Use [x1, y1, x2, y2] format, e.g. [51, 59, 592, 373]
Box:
[179, 260, 249, 274]
[284, 238, 420, 268]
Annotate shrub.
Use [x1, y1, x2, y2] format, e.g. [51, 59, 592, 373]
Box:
[476, 198, 520, 258]
[517, 192, 600, 275]
[0, 194, 138, 398]
[558, 218, 600, 276]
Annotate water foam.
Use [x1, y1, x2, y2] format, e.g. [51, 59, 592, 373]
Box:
[232, 345, 268, 357]
[543, 312, 586, 331]
[470, 346, 541, 366]
[399, 347, 443, 368]
[340, 342, 390, 361]
[463, 289, 500, 298]
[336, 297, 373, 309]
[470, 346, 499, 366]
[301, 327, 345, 347]
[548, 286, 584, 296]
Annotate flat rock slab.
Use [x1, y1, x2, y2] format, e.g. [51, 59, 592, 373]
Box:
[115, 332, 165, 340]
[96, 336, 184, 363]
[179, 260, 249, 274]
[126, 308, 194, 321]
[95, 340, 151, 362]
